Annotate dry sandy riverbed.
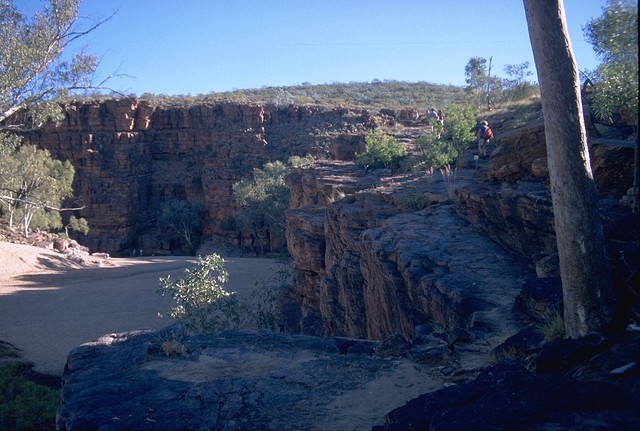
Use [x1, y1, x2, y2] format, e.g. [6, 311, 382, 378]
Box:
[0, 242, 286, 375]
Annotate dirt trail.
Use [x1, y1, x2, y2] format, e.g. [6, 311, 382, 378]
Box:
[0, 242, 285, 375]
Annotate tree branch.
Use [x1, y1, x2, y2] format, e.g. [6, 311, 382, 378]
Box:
[0, 194, 85, 212]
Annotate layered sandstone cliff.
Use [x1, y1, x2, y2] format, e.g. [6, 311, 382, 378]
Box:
[24, 99, 376, 253]
[23, 99, 637, 344]
[283, 118, 637, 341]
[47, 100, 638, 430]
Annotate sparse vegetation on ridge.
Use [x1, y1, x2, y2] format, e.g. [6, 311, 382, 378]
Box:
[135, 80, 469, 110]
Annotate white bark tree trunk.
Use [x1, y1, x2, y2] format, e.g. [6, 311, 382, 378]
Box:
[523, 0, 615, 338]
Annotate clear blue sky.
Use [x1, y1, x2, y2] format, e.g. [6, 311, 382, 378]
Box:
[18, 0, 609, 96]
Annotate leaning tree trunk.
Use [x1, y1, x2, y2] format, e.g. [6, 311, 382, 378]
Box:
[523, 0, 616, 338]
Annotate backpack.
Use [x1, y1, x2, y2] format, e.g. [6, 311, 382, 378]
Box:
[482, 126, 493, 140]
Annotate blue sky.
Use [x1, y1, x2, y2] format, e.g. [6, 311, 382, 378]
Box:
[18, 0, 609, 96]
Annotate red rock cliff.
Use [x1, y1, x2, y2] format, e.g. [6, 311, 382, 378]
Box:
[24, 99, 375, 253]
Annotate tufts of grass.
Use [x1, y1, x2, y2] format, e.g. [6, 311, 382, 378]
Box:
[400, 189, 428, 212]
[159, 337, 187, 357]
[536, 309, 565, 342]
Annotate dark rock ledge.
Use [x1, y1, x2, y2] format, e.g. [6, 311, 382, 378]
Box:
[57, 326, 449, 431]
[374, 329, 640, 431]
[58, 324, 640, 431]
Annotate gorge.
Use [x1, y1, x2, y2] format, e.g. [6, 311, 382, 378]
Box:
[20, 98, 639, 430]
[23, 98, 637, 342]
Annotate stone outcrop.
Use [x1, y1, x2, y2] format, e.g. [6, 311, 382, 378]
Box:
[374, 330, 640, 431]
[24, 100, 375, 254]
[283, 157, 538, 343]
[488, 117, 635, 194]
[282, 117, 638, 343]
[57, 326, 449, 431]
[54, 103, 639, 429]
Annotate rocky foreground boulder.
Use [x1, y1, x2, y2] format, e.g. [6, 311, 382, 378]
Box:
[374, 329, 640, 431]
[57, 326, 452, 431]
[57, 325, 640, 430]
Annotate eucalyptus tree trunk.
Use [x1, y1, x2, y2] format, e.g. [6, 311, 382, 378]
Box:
[523, 0, 615, 338]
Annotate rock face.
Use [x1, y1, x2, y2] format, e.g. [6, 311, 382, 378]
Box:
[282, 120, 638, 343]
[57, 326, 447, 431]
[54, 103, 639, 430]
[24, 100, 374, 254]
[283, 156, 538, 343]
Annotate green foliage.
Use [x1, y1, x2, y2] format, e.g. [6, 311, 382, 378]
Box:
[414, 132, 458, 170]
[137, 80, 469, 111]
[465, 57, 538, 108]
[356, 130, 406, 170]
[0, 363, 59, 431]
[502, 62, 538, 101]
[0, 143, 75, 236]
[411, 104, 476, 170]
[219, 216, 238, 232]
[157, 199, 204, 248]
[233, 161, 290, 254]
[0, 133, 20, 157]
[0, 0, 102, 127]
[156, 334, 187, 357]
[28, 208, 62, 231]
[465, 57, 499, 108]
[442, 104, 477, 144]
[464, 57, 490, 93]
[400, 188, 428, 211]
[242, 267, 291, 330]
[288, 154, 316, 168]
[583, 0, 638, 121]
[66, 215, 90, 235]
[157, 254, 290, 334]
[440, 165, 458, 201]
[0, 1, 104, 237]
[158, 254, 238, 334]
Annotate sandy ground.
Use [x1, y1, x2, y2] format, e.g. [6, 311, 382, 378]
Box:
[0, 242, 286, 375]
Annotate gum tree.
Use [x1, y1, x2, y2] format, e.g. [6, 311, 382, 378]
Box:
[584, 0, 638, 212]
[0, 0, 111, 127]
[158, 199, 205, 248]
[523, 0, 616, 338]
[0, 144, 75, 237]
[233, 160, 291, 254]
[0, 0, 109, 235]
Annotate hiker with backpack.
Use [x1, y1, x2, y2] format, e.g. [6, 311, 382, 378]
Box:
[476, 120, 493, 157]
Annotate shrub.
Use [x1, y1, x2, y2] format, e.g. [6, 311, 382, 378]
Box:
[410, 104, 476, 171]
[441, 103, 476, 148]
[440, 165, 458, 201]
[536, 309, 565, 342]
[159, 337, 187, 357]
[157, 254, 239, 334]
[414, 132, 460, 170]
[288, 154, 316, 168]
[400, 188, 428, 211]
[241, 267, 291, 330]
[233, 161, 291, 254]
[0, 363, 59, 431]
[157, 254, 290, 334]
[356, 130, 406, 170]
